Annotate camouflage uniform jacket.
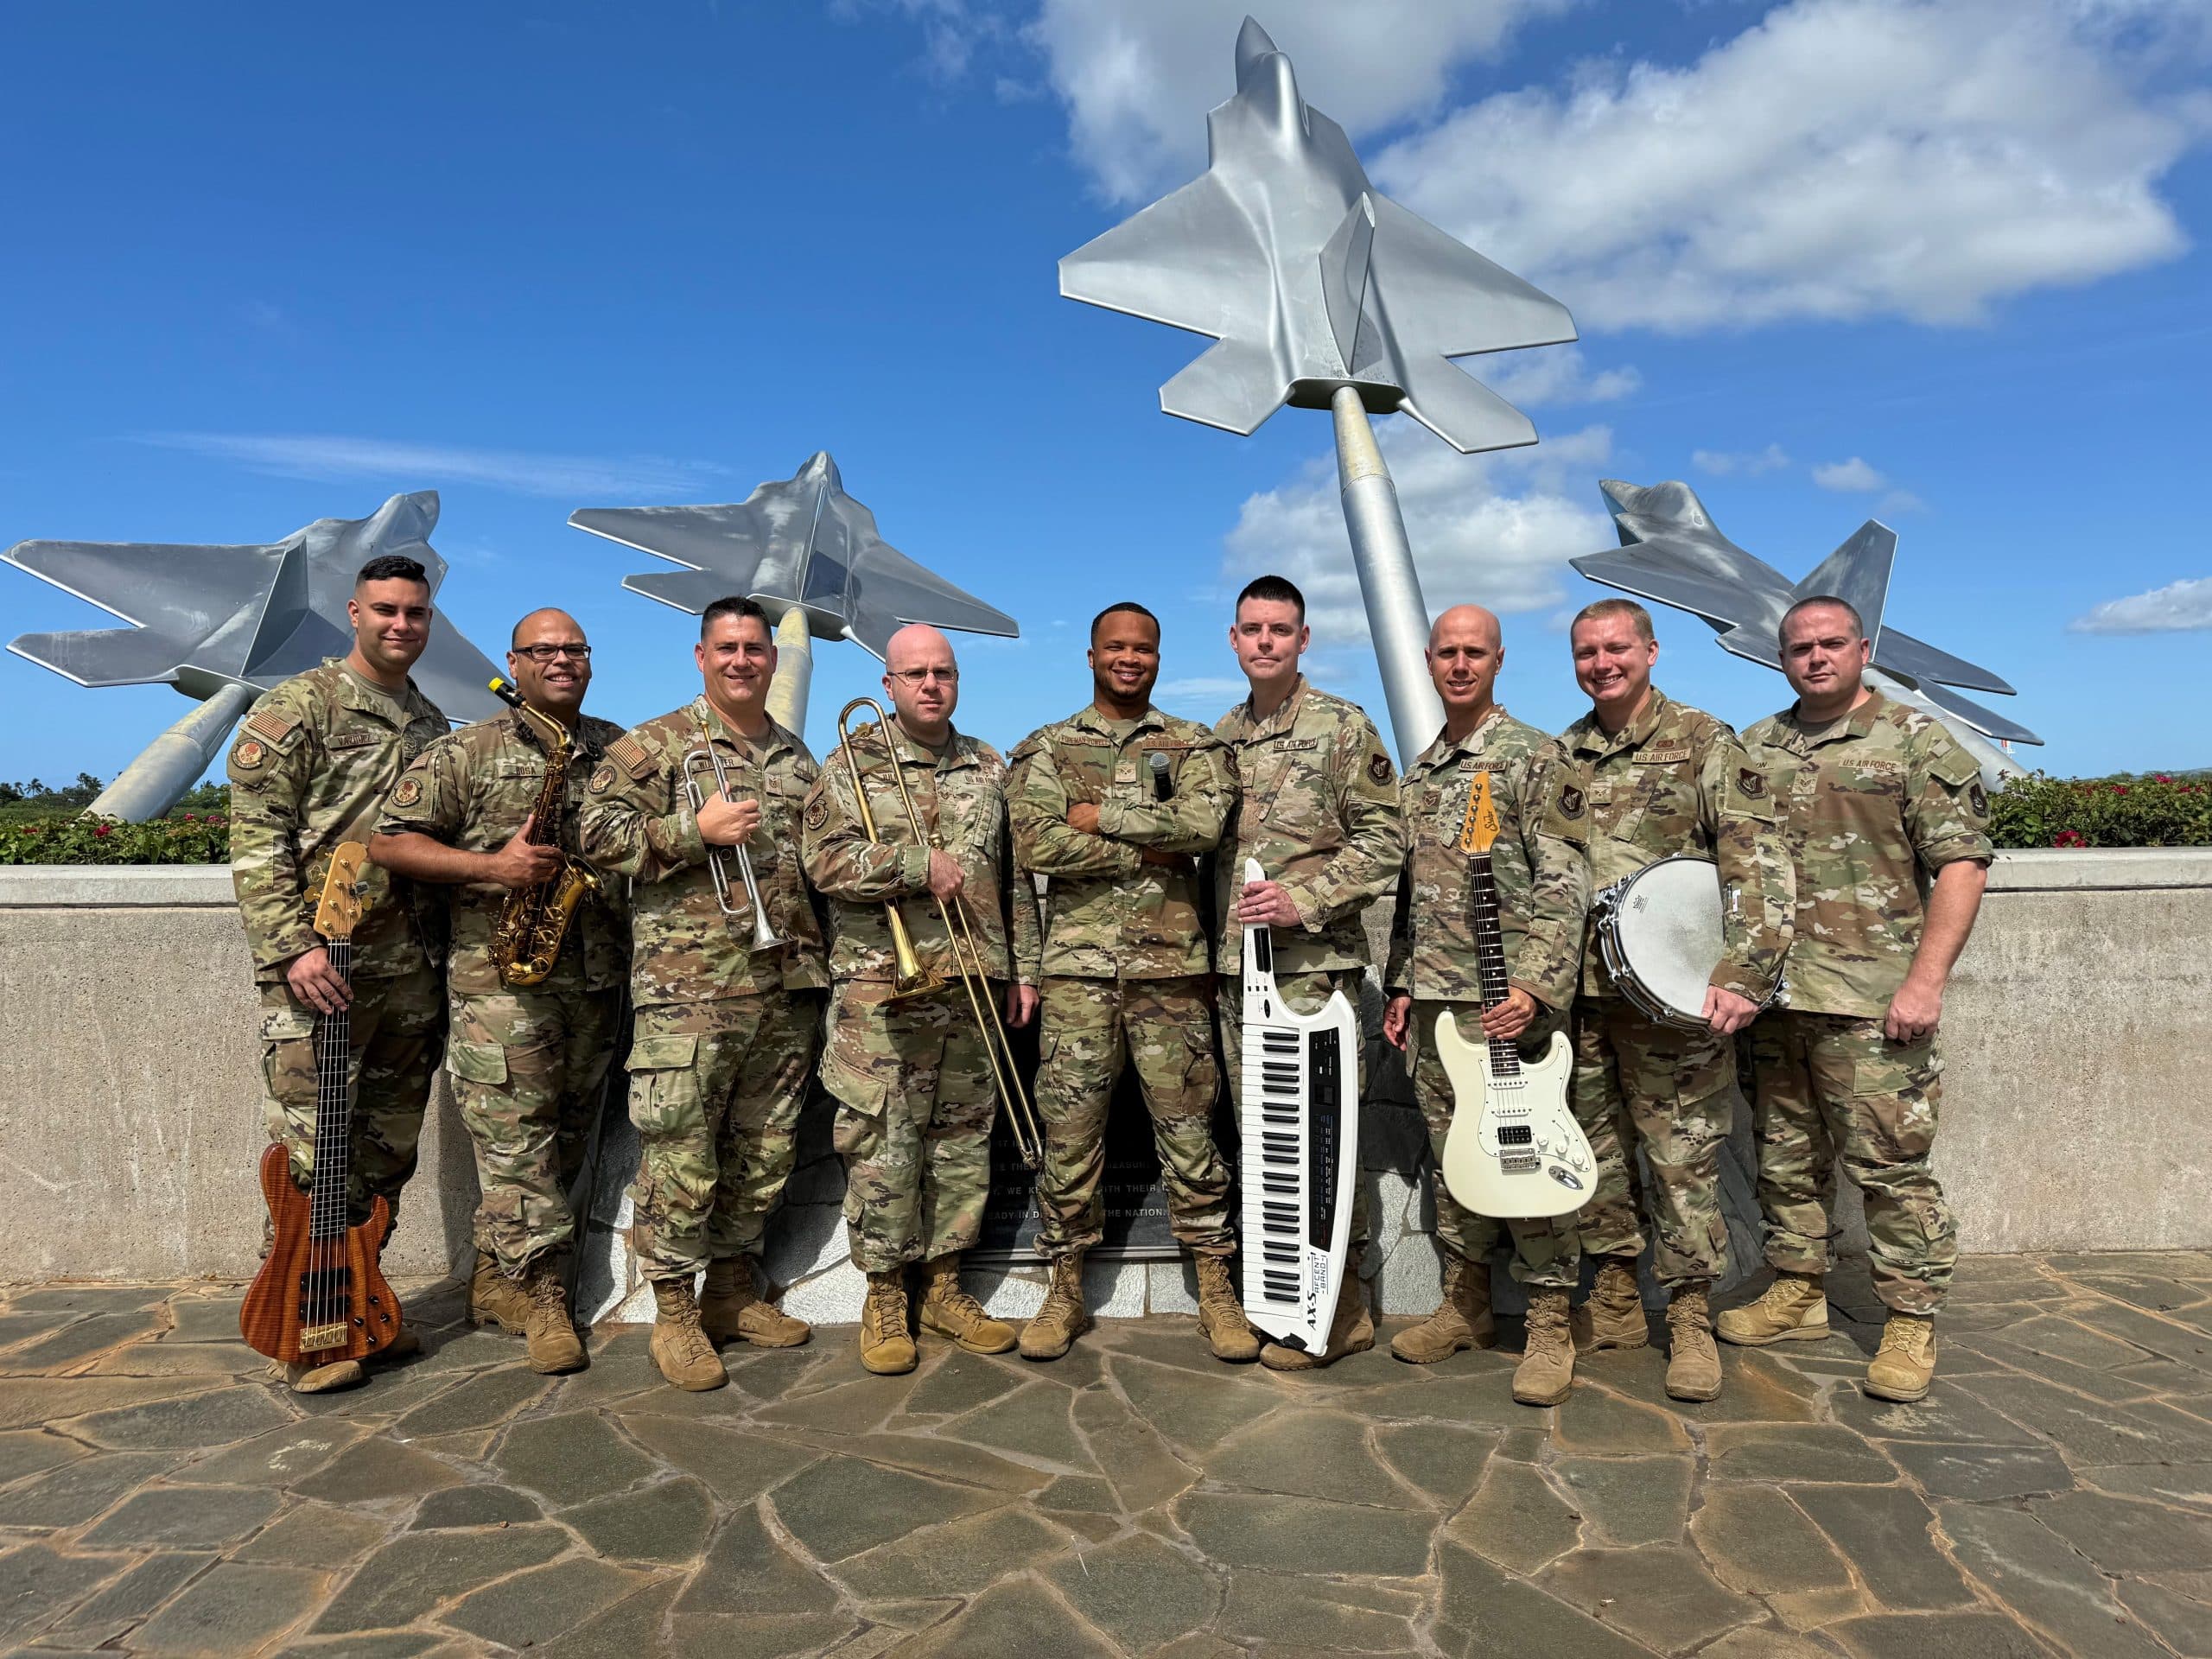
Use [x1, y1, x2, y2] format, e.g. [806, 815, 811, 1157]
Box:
[1560, 687, 1794, 1003]
[1383, 707, 1589, 1012]
[227, 658, 448, 983]
[374, 706, 631, 997]
[575, 697, 828, 1008]
[1007, 703, 1230, 981]
[1212, 676, 1404, 977]
[1741, 690, 1992, 1020]
[800, 718, 1041, 987]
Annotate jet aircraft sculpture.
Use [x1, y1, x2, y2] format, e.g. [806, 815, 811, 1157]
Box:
[569, 449, 1018, 735]
[4, 491, 502, 821]
[1059, 16, 1577, 762]
[1573, 479, 2039, 781]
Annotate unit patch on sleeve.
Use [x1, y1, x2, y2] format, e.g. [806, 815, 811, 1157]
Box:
[1558, 783, 1586, 819]
[1967, 780, 1988, 816]
[1367, 752, 1393, 785]
[232, 739, 266, 771]
[588, 763, 617, 796]
[391, 776, 423, 809]
[1738, 766, 1766, 800]
[805, 792, 829, 831]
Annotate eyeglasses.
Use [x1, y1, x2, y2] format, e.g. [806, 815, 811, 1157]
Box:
[887, 667, 958, 686]
[514, 645, 592, 663]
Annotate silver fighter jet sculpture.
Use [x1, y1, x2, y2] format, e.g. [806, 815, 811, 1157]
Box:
[4, 492, 502, 821]
[1059, 16, 1578, 761]
[1574, 480, 2039, 781]
[569, 449, 1018, 735]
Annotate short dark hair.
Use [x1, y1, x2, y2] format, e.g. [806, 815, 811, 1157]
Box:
[1571, 597, 1655, 644]
[1090, 601, 1160, 643]
[356, 555, 429, 589]
[1779, 594, 1866, 645]
[700, 595, 771, 639]
[1235, 575, 1306, 621]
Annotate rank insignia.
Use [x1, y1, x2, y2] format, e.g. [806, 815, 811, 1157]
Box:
[1738, 767, 1767, 800]
[588, 763, 616, 795]
[391, 776, 423, 809]
[1367, 753, 1392, 785]
[232, 739, 266, 771]
[1559, 784, 1585, 819]
[1967, 780, 1987, 816]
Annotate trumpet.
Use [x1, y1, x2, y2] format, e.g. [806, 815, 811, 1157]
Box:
[833, 697, 1044, 1168]
[683, 717, 784, 954]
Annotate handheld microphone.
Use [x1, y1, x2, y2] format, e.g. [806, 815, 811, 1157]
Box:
[1147, 751, 1173, 802]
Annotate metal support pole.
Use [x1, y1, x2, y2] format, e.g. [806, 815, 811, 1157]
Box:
[86, 680, 257, 823]
[1332, 387, 1443, 767]
[765, 608, 814, 740]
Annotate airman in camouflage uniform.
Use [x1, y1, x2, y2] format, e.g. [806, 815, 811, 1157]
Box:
[371, 608, 628, 1374]
[1007, 601, 1256, 1363]
[226, 556, 448, 1393]
[1381, 608, 1589, 1400]
[802, 624, 1041, 1376]
[1215, 576, 1404, 1371]
[577, 599, 828, 1391]
[1554, 598, 1794, 1403]
[1720, 597, 1991, 1403]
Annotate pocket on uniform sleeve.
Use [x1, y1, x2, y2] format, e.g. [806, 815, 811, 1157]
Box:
[445, 1041, 509, 1086]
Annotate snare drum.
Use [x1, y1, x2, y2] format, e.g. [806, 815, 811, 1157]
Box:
[1592, 855, 1735, 1031]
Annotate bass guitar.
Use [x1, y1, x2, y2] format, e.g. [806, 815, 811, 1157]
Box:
[239, 842, 404, 1364]
[1436, 771, 1593, 1218]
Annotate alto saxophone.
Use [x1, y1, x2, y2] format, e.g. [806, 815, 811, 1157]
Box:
[487, 677, 601, 988]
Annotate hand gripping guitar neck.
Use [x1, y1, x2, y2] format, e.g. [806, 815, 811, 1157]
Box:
[1235, 857, 1361, 1353]
[238, 843, 404, 1364]
[1435, 772, 1593, 1217]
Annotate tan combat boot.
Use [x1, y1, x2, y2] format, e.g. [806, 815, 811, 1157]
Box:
[1192, 1254, 1262, 1363]
[648, 1279, 728, 1392]
[1513, 1288, 1577, 1406]
[1583, 1255, 1650, 1351]
[523, 1263, 587, 1376]
[1865, 1313, 1938, 1403]
[1261, 1275, 1376, 1372]
[918, 1254, 1018, 1354]
[468, 1249, 530, 1335]
[1020, 1253, 1092, 1361]
[1716, 1271, 1829, 1346]
[1665, 1282, 1723, 1402]
[1390, 1253, 1497, 1363]
[860, 1269, 918, 1375]
[700, 1256, 810, 1349]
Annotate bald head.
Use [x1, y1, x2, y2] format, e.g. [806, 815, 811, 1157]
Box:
[512, 607, 582, 650]
[885, 624, 955, 673]
[883, 624, 960, 741]
[1427, 603, 1505, 734]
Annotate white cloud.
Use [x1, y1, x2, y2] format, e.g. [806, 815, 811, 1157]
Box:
[1693, 444, 1792, 477]
[1812, 456, 1886, 493]
[1482, 346, 1643, 407]
[1222, 418, 1615, 645]
[1027, 0, 1570, 203]
[2069, 575, 2212, 634]
[1377, 0, 2205, 331]
[136, 433, 733, 501]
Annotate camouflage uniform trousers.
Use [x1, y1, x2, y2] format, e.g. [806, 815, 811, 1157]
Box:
[1749, 1010, 1956, 1315]
[1034, 975, 1232, 1260]
[1403, 1000, 1573, 1278]
[257, 961, 444, 1224]
[447, 982, 621, 1276]
[1516, 995, 1733, 1290]
[1217, 969, 1371, 1252]
[823, 979, 1004, 1274]
[625, 991, 823, 1282]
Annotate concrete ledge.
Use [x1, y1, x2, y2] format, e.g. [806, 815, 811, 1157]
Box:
[1988, 846, 2212, 891]
[0, 864, 234, 906]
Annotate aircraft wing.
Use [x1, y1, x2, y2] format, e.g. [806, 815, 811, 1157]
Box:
[1874, 626, 2018, 696]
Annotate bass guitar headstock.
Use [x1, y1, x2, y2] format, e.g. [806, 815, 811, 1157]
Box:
[1457, 770, 1501, 857]
[312, 842, 372, 942]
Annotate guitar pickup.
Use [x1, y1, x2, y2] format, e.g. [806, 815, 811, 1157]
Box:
[1497, 1124, 1534, 1146]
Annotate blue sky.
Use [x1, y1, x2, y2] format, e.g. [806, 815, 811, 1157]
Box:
[3, 0, 2209, 786]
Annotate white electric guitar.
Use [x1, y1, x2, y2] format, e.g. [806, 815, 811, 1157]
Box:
[1437, 770, 1593, 1218]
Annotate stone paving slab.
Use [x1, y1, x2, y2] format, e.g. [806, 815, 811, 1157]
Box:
[0, 1253, 2209, 1655]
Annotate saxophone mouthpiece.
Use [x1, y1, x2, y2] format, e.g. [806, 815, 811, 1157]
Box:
[489, 677, 524, 709]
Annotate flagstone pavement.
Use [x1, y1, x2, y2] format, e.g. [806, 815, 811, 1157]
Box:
[3, 1252, 2210, 1657]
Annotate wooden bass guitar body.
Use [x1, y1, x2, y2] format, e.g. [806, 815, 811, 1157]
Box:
[238, 1144, 401, 1364]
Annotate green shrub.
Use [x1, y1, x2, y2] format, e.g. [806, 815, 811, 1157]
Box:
[0, 810, 229, 865]
[1990, 772, 2212, 850]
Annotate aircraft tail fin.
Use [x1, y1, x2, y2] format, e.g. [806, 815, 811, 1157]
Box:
[1792, 520, 1896, 653]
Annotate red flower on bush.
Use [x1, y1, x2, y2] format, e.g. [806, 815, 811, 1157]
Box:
[92, 823, 111, 837]
[2053, 830, 2087, 849]
[2112, 785, 2130, 795]
[2154, 774, 2172, 784]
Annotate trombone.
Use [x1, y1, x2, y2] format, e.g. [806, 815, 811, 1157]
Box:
[833, 696, 1045, 1169]
[683, 718, 784, 955]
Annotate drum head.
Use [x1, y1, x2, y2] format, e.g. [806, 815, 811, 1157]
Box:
[1611, 858, 1725, 1022]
